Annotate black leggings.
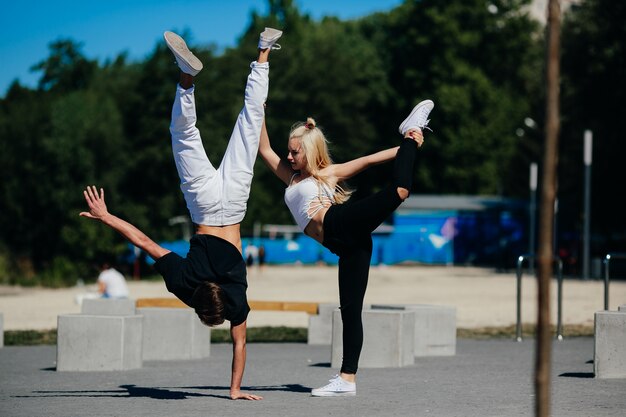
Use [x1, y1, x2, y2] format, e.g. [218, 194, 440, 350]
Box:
[322, 138, 418, 374]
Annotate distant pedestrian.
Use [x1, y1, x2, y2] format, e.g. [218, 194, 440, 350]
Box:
[97, 261, 129, 299]
[258, 245, 266, 271]
[244, 241, 258, 267]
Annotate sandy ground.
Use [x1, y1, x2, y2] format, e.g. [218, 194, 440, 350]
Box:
[1, 265, 625, 331]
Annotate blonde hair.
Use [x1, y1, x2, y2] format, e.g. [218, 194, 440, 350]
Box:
[289, 117, 353, 204]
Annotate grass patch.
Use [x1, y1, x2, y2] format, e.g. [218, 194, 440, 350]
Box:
[211, 326, 308, 343]
[3, 324, 593, 346]
[138, 274, 165, 282]
[5, 329, 57, 346]
[3, 326, 309, 346]
[457, 324, 594, 339]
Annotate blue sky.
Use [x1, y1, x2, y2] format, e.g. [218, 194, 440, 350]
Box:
[0, 0, 403, 96]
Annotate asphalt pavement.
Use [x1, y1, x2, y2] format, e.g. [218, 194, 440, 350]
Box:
[1, 337, 625, 417]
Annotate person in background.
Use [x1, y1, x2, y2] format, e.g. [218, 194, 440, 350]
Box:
[258, 245, 266, 272]
[244, 241, 258, 268]
[97, 261, 129, 299]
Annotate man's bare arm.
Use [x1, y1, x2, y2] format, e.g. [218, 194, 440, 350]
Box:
[229, 320, 263, 400]
[80, 186, 170, 261]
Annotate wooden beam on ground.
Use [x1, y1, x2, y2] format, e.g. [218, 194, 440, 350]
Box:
[135, 298, 319, 315]
[136, 298, 187, 308]
[248, 301, 319, 315]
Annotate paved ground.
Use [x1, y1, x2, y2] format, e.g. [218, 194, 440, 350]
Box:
[1, 265, 626, 416]
[1, 338, 625, 417]
[1, 265, 625, 330]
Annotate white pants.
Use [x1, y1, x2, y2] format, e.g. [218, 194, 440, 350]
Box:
[170, 61, 269, 226]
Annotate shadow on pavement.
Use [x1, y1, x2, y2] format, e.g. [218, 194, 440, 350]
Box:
[16, 382, 312, 401]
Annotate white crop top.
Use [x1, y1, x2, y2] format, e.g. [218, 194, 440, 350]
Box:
[284, 174, 335, 231]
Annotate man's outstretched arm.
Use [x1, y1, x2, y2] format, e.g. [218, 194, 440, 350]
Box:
[229, 320, 263, 400]
[79, 185, 170, 261]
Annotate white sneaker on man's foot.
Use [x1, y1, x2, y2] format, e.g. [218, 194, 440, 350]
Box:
[311, 375, 356, 397]
[398, 99, 434, 135]
[163, 31, 203, 76]
[258, 27, 283, 50]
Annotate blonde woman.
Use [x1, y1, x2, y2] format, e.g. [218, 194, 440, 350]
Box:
[258, 100, 434, 396]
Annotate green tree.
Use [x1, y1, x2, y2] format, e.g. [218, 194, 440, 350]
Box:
[359, 0, 542, 196]
[560, 0, 626, 251]
[9, 0, 622, 282]
[31, 40, 98, 92]
[0, 84, 52, 281]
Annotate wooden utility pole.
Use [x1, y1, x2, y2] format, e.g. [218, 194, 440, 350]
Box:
[536, 1, 561, 417]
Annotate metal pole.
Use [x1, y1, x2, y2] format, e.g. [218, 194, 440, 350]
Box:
[602, 253, 626, 310]
[556, 258, 563, 340]
[582, 130, 593, 279]
[529, 163, 538, 275]
[168, 215, 191, 241]
[516, 255, 525, 341]
[253, 221, 261, 246]
[553, 198, 558, 256]
[515, 254, 564, 342]
[604, 254, 610, 310]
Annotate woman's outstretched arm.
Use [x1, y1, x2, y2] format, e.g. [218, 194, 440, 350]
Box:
[327, 130, 423, 181]
[259, 119, 293, 185]
[326, 146, 399, 181]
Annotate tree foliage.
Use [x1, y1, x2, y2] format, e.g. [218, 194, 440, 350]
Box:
[560, 0, 626, 249]
[0, 0, 621, 284]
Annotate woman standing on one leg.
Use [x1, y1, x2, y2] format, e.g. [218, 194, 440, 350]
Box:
[258, 100, 434, 396]
[80, 28, 282, 400]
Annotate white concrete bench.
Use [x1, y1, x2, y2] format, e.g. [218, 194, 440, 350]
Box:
[308, 303, 339, 345]
[371, 304, 456, 357]
[320, 303, 456, 356]
[329, 303, 457, 368]
[308, 303, 371, 345]
[331, 309, 416, 368]
[136, 307, 210, 361]
[56, 314, 143, 371]
[81, 298, 136, 316]
[594, 308, 626, 379]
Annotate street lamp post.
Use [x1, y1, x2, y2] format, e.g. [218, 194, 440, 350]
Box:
[169, 215, 192, 241]
[582, 130, 593, 279]
[529, 162, 538, 274]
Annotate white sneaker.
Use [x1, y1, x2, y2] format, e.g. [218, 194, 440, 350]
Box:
[258, 27, 283, 50]
[163, 31, 203, 76]
[311, 374, 356, 397]
[398, 99, 434, 135]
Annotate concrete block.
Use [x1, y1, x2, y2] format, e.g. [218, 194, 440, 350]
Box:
[137, 308, 210, 361]
[308, 303, 373, 345]
[81, 298, 136, 316]
[331, 309, 415, 368]
[618, 305, 626, 312]
[0, 312, 3, 348]
[372, 304, 456, 356]
[56, 314, 143, 371]
[308, 303, 339, 345]
[594, 311, 626, 379]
